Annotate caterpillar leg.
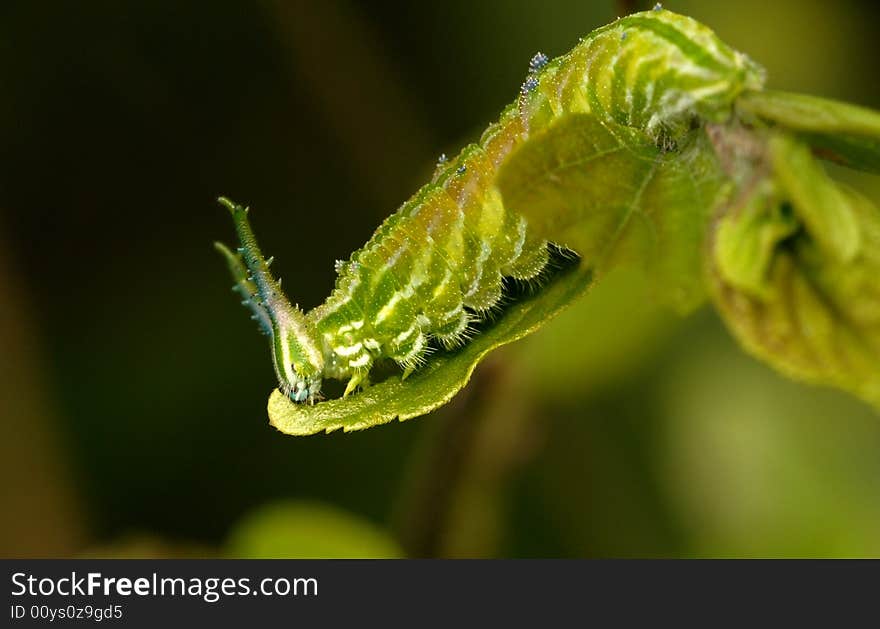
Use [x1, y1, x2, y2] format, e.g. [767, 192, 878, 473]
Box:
[343, 371, 370, 397]
[506, 240, 550, 280]
[432, 307, 473, 350]
[391, 322, 430, 378]
[462, 270, 504, 312]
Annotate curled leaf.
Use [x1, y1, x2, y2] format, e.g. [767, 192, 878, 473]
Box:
[268, 263, 593, 435]
[769, 134, 860, 262]
[713, 178, 799, 298]
[710, 140, 880, 406]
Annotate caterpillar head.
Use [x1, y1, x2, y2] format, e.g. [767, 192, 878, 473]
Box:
[270, 309, 324, 403]
[217, 197, 324, 404]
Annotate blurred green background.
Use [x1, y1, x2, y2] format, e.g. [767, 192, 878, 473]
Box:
[2, 0, 879, 558]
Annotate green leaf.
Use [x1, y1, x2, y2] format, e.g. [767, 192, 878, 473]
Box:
[709, 162, 880, 407]
[738, 90, 880, 173]
[268, 262, 593, 435]
[713, 178, 799, 298]
[225, 500, 403, 558]
[770, 134, 860, 262]
[496, 113, 727, 313]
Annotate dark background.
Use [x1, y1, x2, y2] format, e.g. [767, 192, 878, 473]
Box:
[2, 0, 880, 558]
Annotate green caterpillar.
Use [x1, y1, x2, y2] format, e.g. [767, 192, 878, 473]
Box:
[216, 7, 765, 404]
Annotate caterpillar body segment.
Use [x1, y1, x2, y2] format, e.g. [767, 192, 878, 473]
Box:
[217, 9, 765, 403]
[519, 9, 764, 141]
[310, 130, 554, 393]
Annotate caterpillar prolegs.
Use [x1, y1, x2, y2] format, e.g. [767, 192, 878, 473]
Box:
[216, 8, 765, 404]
